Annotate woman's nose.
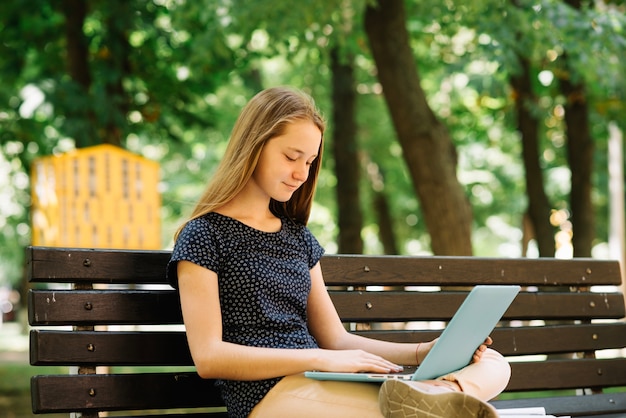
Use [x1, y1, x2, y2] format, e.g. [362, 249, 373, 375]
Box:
[293, 162, 309, 181]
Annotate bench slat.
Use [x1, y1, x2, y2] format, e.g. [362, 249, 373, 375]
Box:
[29, 289, 625, 325]
[29, 290, 182, 325]
[31, 373, 222, 413]
[28, 247, 622, 287]
[507, 358, 626, 391]
[31, 359, 626, 413]
[321, 255, 623, 287]
[30, 323, 626, 366]
[490, 392, 626, 417]
[27, 247, 172, 284]
[359, 323, 626, 356]
[30, 330, 193, 366]
[331, 291, 625, 322]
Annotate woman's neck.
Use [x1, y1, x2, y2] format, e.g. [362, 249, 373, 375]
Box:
[215, 194, 281, 233]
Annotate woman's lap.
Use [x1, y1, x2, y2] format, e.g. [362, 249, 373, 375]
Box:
[249, 348, 511, 417]
[249, 373, 383, 418]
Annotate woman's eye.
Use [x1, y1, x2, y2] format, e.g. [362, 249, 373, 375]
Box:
[286, 155, 297, 162]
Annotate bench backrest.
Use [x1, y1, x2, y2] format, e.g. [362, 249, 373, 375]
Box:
[28, 246, 626, 417]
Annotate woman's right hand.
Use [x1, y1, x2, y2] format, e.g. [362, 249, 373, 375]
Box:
[316, 349, 403, 374]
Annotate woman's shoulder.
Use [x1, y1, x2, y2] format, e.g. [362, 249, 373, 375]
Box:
[183, 212, 215, 230]
[178, 212, 228, 240]
[189, 211, 236, 225]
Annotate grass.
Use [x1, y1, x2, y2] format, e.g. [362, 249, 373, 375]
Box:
[0, 362, 69, 393]
[496, 389, 579, 401]
[0, 361, 68, 418]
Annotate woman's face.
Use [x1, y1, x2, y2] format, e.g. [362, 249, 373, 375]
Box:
[251, 119, 321, 203]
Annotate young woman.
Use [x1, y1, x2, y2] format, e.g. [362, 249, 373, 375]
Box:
[167, 86, 511, 418]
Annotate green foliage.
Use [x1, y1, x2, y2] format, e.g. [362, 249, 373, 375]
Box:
[0, 0, 624, 287]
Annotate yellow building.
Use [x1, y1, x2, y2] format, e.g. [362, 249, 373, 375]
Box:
[31, 144, 161, 250]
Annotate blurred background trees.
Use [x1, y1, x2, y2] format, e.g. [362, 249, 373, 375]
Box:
[0, 0, 625, 297]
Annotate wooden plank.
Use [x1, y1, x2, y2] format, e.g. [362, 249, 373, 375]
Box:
[357, 323, 626, 356]
[31, 363, 626, 414]
[490, 392, 626, 417]
[27, 246, 623, 287]
[30, 323, 626, 366]
[27, 246, 172, 284]
[28, 290, 182, 326]
[30, 330, 193, 366]
[488, 323, 626, 356]
[29, 289, 624, 325]
[30, 373, 223, 413]
[330, 291, 625, 322]
[506, 358, 626, 391]
[493, 292, 625, 321]
[320, 255, 623, 287]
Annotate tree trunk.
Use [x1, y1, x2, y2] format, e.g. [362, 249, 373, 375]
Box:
[102, 4, 132, 147]
[364, 156, 399, 255]
[373, 190, 398, 255]
[561, 76, 594, 257]
[331, 47, 363, 254]
[510, 56, 555, 257]
[61, 0, 96, 148]
[363, 0, 473, 255]
[62, 0, 91, 89]
[560, 0, 595, 257]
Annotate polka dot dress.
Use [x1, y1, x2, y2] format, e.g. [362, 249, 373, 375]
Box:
[167, 212, 325, 417]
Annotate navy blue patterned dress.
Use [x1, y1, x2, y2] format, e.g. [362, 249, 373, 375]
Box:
[167, 212, 325, 417]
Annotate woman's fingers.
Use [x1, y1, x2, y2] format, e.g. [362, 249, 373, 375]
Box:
[471, 337, 493, 363]
[322, 349, 402, 373]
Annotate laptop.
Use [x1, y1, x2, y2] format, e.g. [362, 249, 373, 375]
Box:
[305, 284, 520, 382]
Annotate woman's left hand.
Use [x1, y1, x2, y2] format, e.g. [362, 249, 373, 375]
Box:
[472, 336, 493, 363]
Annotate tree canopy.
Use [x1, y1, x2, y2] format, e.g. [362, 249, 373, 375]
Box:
[0, 0, 625, 289]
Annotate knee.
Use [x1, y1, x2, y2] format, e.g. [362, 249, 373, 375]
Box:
[485, 348, 512, 390]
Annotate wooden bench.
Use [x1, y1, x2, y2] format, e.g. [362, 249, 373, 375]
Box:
[27, 246, 626, 417]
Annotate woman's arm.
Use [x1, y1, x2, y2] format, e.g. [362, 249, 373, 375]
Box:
[306, 262, 492, 367]
[177, 261, 402, 381]
[306, 262, 420, 366]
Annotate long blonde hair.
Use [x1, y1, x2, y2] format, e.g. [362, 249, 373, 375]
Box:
[174, 86, 326, 241]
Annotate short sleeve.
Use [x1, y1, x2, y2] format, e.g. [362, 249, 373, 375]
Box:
[166, 217, 220, 289]
[304, 227, 324, 269]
